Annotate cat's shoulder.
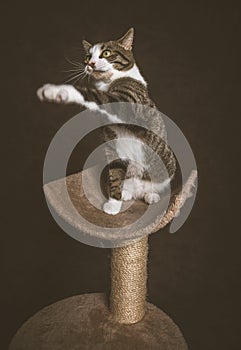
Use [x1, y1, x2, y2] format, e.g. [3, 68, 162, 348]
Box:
[108, 77, 148, 91]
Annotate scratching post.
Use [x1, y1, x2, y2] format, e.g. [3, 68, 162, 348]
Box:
[110, 236, 148, 324]
[9, 166, 197, 350]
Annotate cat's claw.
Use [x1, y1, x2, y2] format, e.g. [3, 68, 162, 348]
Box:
[103, 198, 122, 215]
[144, 193, 160, 204]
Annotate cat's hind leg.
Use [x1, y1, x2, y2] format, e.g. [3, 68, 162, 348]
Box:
[121, 177, 170, 204]
[103, 167, 125, 215]
[143, 177, 172, 204]
[121, 161, 145, 201]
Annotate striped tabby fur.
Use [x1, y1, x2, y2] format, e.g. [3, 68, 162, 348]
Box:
[37, 28, 176, 215]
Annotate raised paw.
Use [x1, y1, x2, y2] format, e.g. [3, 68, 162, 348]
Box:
[144, 192, 160, 204]
[37, 84, 69, 103]
[103, 198, 122, 215]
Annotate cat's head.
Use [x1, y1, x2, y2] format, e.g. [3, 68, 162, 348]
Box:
[82, 28, 135, 80]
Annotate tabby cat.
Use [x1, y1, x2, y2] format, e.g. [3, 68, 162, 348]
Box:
[37, 28, 176, 215]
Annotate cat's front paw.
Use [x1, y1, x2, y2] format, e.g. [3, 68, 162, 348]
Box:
[37, 84, 70, 103]
[144, 193, 160, 204]
[103, 198, 122, 215]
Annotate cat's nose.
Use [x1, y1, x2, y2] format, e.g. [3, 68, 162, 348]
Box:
[88, 61, 96, 68]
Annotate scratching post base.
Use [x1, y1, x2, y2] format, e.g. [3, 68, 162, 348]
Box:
[9, 293, 188, 350]
[10, 167, 196, 349]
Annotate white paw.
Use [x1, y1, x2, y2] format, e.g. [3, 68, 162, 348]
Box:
[37, 84, 70, 103]
[121, 190, 133, 201]
[144, 193, 160, 204]
[103, 198, 122, 215]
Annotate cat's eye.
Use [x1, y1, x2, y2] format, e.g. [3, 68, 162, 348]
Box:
[102, 50, 111, 58]
[84, 55, 90, 64]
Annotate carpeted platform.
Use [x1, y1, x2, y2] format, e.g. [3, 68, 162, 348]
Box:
[9, 293, 188, 350]
[43, 166, 197, 247]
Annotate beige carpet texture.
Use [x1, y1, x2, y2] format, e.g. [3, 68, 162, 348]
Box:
[9, 293, 188, 350]
[43, 166, 197, 246]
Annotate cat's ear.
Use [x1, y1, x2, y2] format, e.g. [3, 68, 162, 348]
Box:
[82, 40, 92, 52]
[117, 28, 134, 51]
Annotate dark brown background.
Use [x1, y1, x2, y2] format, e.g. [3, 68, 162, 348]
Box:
[1, 1, 240, 349]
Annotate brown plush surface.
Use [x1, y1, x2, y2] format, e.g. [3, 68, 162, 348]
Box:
[9, 293, 188, 350]
[43, 166, 196, 246]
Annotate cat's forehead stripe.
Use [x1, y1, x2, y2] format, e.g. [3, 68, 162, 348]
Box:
[90, 44, 101, 57]
[90, 43, 112, 56]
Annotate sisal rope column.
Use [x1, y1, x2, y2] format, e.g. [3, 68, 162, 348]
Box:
[110, 236, 148, 324]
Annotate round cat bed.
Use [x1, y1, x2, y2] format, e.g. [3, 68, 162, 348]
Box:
[9, 293, 188, 350]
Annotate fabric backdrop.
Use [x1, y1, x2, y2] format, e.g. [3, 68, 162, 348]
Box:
[1, 1, 240, 349]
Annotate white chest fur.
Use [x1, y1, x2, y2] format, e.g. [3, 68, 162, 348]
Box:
[95, 64, 147, 92]
[113, 128, 146, 168]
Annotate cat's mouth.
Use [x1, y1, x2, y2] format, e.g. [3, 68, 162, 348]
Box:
[86, 66, 102, 73]
[85, 65, 112, 81]
[86, 65, 109, 75]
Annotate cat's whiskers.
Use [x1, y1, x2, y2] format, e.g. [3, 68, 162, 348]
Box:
[63, 56, 87, 84]
[63, 71, 86, 84]
[64, 57, 79, 66]
[64, 56, 84, 69]
[64, 69, 85, 79]
[75, 72, 88, 85]
[63, 67, 85, 73]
